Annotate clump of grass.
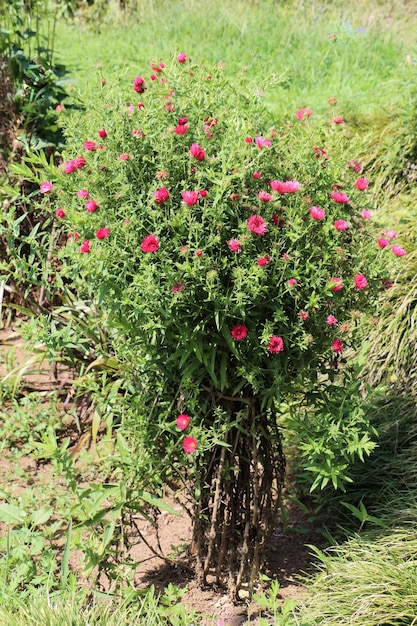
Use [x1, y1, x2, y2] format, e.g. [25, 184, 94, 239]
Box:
[295, 503, 417, 625]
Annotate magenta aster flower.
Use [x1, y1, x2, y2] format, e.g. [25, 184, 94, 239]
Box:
[190, 143, 205, 161]
[176, 414, 190, 430]
[77, 189, 89, 198]
[175, 124, 188, 135]
[331, 339, 344, 353]
[85, 200, 99, 213]
[183, 436, 198, 453]
[378, 238, 389, 248]
[247, 214, 267, 235]
[361, 209, 372, 219]
[177, 52, 187, 63]
[171, 282, 185, 293]
[334, 220, 349, 231]
[355, 177, 369, 190]
[266, 335, 284, 354]
[310, 206, 326, 220]
[296, 107, 312, 120]
[332, 116, 345, 124]
[270, 180, 300, 193]
[133, 76, 146, 93]
[96, 227, 110, 239]
[392, 245, 407, 257]
[73, 156, 86, 169]
[231, 324, 248, 340]
[330, 192, 350, 204]
[40, 181, 53, 194]
[257, 256, 270, 266]
[153, 187, 170, 204]
[258, 191, 273, 202]
[227, 239, 242, 253]
[98, 128, 107, 138]
[64, 160, 76, 174]
[354, 273, 368, 289]
[326, 315, 338, 325]
[84, 141, 96, 151]
[182, 191, 199, 206]
[80, 240, 91, 253]
[329, 277, 343, 291]
[141, 234, 160, 253]
[55, 208, 65, 219]
[255, 136, 271, 149]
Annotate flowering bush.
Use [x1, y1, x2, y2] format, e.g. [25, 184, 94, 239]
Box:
[37, 56, 403, 598]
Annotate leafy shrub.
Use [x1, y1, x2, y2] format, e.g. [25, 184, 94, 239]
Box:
[34, 55, 404, 597]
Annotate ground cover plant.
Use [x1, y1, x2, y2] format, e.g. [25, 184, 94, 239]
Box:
[1, 0, 417, 623]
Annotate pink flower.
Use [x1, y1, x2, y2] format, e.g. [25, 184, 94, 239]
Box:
[258, 191, 273, 202]
[330, 192, 350, 204]
[331, 339, 344, 353]
[255, 136, 271, 149]
[175, 124, 188, 135]
[132, 129, 145, 138]
[199, 189, 207, 198]
[384, 229, 398, 239]
[74, 156, 86, 169]
[98, 128, 107, 139]
[272, 213, 284, 226]
[355, 177, 369, 190]
[176, 414, 190, 430]
[80, 240, 91, 253]
[378, 238, 389, 248]
[133, 76, 146, 93]
[190, 143, 205, 161]
[332, 116, 345, 124]
[231, 324, 248, 340]
[326, 315, 338, 325]
[310, 206, 326, 220]
[182, 191, 199, 206]
[77, 189, 89, 198]
[84, 141, 96, 151]
[253, 171, 262, 179]
[257, 256, 270, 266]
[247, 214, 267, 236]
[299, 310, 309, 321]
[361, 209, 372, 219]
[392, 245, 407, 257]
[382, 280, 393, 289]
[227, 239, 242, 253]
[67, 232, 80, 242]
[96, 227, 110, 239]
[118, 153, 130, 161]
[245, 136, 253, 144]
[171, 282, 185, 293]
[354, 273, 368, 289]
[86, 200, 99, 213]
[280, 180, 301, 193]
[55, 104, 64, 112]
[347, 159, 362, 173]
[141, 234, 160, 253]
[288, 278, 297, 286]
[266, 335, 284, 354]
[183, 436, 198, 454]
[334, 220, 349, 231]
[40, 181, 53, 194]
[178, 117, 188, 125]
[177, 52, 187, 63]
[296, 107, 312, 120]
[153, 187, 170, 204]
[195, 249, 203, 257]
[329, 277, 343, 291]
[64, 160, 76, 173]
[55, 208, 66, 219]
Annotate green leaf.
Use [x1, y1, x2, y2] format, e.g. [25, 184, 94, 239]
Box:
[0, 503, 27, 525]
[138, 491, 182, 516]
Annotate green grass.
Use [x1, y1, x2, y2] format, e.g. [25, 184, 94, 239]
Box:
[56, 0, 415, 121]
